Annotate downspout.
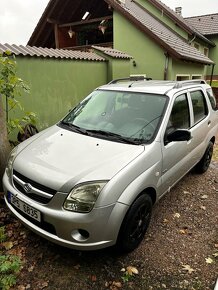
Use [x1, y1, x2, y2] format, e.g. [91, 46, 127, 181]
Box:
[164, 52, 169, 80]
[210, 64, 215, 86]
[188, 34, 196, 45]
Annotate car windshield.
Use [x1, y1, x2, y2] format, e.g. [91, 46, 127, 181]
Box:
[60, 90, 168, 144]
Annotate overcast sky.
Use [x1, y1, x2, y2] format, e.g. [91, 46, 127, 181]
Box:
[0, 0, 217, 45]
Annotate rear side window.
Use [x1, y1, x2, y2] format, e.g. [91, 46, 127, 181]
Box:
[166, 94, 190, 135]
[190, 90, 208, 124]
[206, 88, 217, 110]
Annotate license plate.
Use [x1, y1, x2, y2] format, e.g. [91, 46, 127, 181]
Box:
[8, 192, 41, 222]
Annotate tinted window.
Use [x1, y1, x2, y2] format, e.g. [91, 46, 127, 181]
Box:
[207, 88, 217, 110]
[166, 94, 190, 135]
[190, 90, 208, 124]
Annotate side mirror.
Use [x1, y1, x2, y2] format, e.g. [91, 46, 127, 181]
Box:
[166, 129, 191, 143]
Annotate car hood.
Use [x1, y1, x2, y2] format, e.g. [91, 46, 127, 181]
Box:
[14, 125, 144, 191]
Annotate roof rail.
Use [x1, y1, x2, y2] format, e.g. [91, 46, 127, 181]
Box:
[173, 79, 206, 89]
[108, 76, 152, 84]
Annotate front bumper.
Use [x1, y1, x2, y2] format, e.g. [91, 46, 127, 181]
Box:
[3, 172, 128, 250]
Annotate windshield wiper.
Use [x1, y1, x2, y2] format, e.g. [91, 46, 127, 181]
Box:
[60, 121, 88, 135]
[85, 129, 141, 144]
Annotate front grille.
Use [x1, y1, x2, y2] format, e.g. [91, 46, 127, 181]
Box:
[13, 170, 57, 204]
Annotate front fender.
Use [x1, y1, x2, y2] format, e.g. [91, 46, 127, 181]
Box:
[117, 161, 162, 206]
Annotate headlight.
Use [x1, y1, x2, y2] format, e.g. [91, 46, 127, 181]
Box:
[63, 181, 107, 213]
[5, 147, 18, 178]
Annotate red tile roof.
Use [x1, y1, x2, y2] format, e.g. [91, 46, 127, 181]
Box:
[185, 13, 218, 36]
[0, 44, 105, 61]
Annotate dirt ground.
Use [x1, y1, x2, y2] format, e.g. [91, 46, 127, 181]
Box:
[1, 142, 218, 290]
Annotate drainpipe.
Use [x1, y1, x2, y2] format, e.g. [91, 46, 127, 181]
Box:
[188, 34, 196, 45]
[164, 52, 169, 80]
[210, 64, 215, 86]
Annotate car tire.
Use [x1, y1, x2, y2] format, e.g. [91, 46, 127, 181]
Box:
[117, 194, 152, 252]
[195, 141, 214, 174]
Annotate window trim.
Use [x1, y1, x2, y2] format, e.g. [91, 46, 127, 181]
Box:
[164, 91, 191, 144]
[204, 47, 209, 57]
[175, 74, 190, 81]
[191, 74, 202, 80]
[188, 89, 209, 127]
[193, 42, 200, 50]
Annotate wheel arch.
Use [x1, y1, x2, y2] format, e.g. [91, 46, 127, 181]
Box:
[210, 136, 215, 144]
[141, 187, 157, 205]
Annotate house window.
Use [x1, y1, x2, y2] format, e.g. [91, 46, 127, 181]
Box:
[192, 75, 202, 80]
[190, 90, 208, 124]
[194, 42, 200, 50]
[204, 47, 209, 56]
[176, 75, 190, 81]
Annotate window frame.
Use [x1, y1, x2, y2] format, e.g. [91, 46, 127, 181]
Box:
[191, 75, 202, 80]
[164, 91, 191, 144]
[188, 88, 209, 126]
[175, 74, 190, 81]
[206, 88, 217, 111]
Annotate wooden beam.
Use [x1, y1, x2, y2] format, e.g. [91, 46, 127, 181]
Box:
[59, 15, 113, 28]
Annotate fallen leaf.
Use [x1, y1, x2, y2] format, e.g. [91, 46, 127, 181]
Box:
[200, 205, 206, 210]
[183, 191, 191, 194]
[36, 281, 49, 289]
[205, 257, 214, 264]
[120, 268, 126, 272]
[74, 264, 80, 270]
[112, 281, 122, 288]
[214, 244, 218, 248]
[126, 266, 139, 275]
[182, 264, 195, 274]
[91, 275, 97, 282]
[212, 252, 218, 258]
[174, 213, 181, 218]
[163, 218, 169, 223]
[179, 229, 186, 234]
[17, 286, 26, 290]
[2, 241, 13, 250]
[41, 282, 49, 289]
[201, 195, 208, 199]
[28, 265, 35, 272]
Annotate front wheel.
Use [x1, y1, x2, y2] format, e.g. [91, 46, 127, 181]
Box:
[195, 141, 214, 174]
[117, 194, 152, 252]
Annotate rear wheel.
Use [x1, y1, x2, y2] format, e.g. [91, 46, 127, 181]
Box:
[195, 141, 214, 173]
[117, 194, 152, 252]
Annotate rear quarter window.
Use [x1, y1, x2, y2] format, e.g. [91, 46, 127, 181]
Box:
[206, 88, 217, 110]
[190, 90, 208, 124]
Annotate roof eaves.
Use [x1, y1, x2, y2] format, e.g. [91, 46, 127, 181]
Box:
[28, 0, 55, 46]
[146, 0, 193, 34]
[143, 0, 213, 46]
[105, 0, 213, 65]
[92, 45, 133, 59]
[0, 44, 106, 61]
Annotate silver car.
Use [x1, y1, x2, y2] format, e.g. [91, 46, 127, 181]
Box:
[3, 78, 218, 252]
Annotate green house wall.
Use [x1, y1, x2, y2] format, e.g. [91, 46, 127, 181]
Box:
[207, 35, 218, 79]
[13, 57, 107, 131]
[136, 0, 188, 39]
[113, 11, 208, 81]
[114, 11, 166, 79]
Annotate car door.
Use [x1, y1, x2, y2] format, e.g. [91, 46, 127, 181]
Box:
[186, 88, 210, 164]
[160, 91, 193, 194]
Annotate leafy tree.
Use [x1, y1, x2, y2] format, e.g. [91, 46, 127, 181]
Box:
[0, 51, 36, 190]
